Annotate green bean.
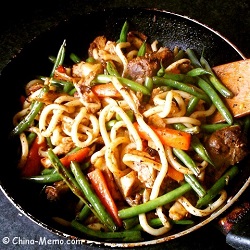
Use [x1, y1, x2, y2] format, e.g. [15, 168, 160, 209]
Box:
[118, 183, 192, 219]
[71, 220, 142, 242]
[39, 76, 75, 94]
[41, 168, 56, 175]
[11, 87, 48, 136]
[48, 55, 56, 63]
[137, 41, 146, 57]
[46, 137, 54, 149]
[187, 67, 211, 77]
[200, 123, 230, 133]
[118, 20, 129, 43]
[70, 161, 117, 232]
[106, 61, 120, 77]
[70, 53, 81, 63]
[131, 217, 194, 230]
[157, 62, 165, 77]
[50, 39, 66, 77]
[186, 48, 202, 68]
[163, 72, 197, 84]
[105, 119, 117, 131]
[197, 77, 233, 125]
[191, 136, 214, 166]
[173, 123, 200, 134]
[75, 205, 92, 221]
[123, 216, 139, 230]
[186, 96, 200, 116]
[173, 123, 213, 164]
[174, 49, 186, 61]
[152, 76, 211, 104]
[196, 165, 239, 208]
[184, 174, 206, 198]
[116, 110, 134, 122]
[95, 74, 150, 95]
[172, 148, 200, 176]
[47, 149, 109, 229]
[86, 57, 95, 63]
[27, 132, 37, 146]
[23, 172, 62, 183]
[200, 55, 234, 98]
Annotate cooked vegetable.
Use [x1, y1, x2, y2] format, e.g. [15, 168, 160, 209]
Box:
[134, 122, 191, 150]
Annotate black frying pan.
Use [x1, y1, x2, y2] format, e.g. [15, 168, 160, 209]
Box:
[0, 7, 249, 248]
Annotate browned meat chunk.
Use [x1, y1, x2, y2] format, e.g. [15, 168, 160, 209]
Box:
[126, 48, 174, 83]
[205, 125, 249, 182]
[126, 57, 158, 83]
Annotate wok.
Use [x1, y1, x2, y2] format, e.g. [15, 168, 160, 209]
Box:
[0, 7, 249, 248]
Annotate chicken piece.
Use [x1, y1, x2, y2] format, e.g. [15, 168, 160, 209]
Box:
[72, 61, 103, 79]
[88, 35, 107, 58]
[119, 170, 141, 197]
[169, 201, 189, 221]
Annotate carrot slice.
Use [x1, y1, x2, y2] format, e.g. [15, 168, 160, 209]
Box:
[60, 147, 90, 167]
[91, 83, 122, 98]
[21, 137, 47, 177]
[167, 165, 184, 182]
[134, 122, 191, 150]
[87, 168, 123, 227]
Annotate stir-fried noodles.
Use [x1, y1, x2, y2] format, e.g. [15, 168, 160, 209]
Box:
[11, 21, 248, 242]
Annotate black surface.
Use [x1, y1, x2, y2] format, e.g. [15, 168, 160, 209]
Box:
[0, 1, 250, 249]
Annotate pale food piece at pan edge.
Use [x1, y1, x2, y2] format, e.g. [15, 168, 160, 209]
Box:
[210, 59, 250, 123]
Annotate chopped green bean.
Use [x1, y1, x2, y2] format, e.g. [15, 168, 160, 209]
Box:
[39, 76, 75, 94]
[184, 174, 206, 197]
[152, 76, 211, 104]
[131, 217, 194, 230]
[196, 165, 239, 208]
[174, 49, 186, 61]
[23, 172, 62, 183]
[118, 20, 129, 43]
[118, 183, 192, 219]
[197, 77, 233, 125]
[11, 87, 48, 136]
[186, 48, 202, 68]
[163, 72, 197, 84]
[106, 61, 120, 77]
[47, 149, 111, 229]
[186, 96, 200, 116]
[172, 148, 200, 176]
[70, 161, 117, 231]
[95, 74, 150, 95]
[200, 123, 230, 133]
[75, 205, 92, 221]
[137, 41, 146, 57]
[70, 53, 81, 63]
[50, 40, 66, 77]
[200, 55, 234, 98]
[191, 136, 214, 166]
[71, 220, 142, 242]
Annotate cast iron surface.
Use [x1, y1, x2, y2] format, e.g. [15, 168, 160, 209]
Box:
[0, 1, 250, 249]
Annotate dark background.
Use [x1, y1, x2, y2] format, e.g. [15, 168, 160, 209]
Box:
[0, 1, 249, 249]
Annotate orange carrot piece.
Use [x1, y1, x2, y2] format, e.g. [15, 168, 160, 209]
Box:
[167, 165, 184, 182]
[87, 168, 123, 227]
[134, 122, 191, 150]
[91, 83, 122, 98]
[60, 147, 90, 167]
[21, 137, 47, 177]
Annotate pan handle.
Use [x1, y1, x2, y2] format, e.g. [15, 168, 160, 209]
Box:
[216, 184, 250, 249]
[226, 209, 250, 249]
